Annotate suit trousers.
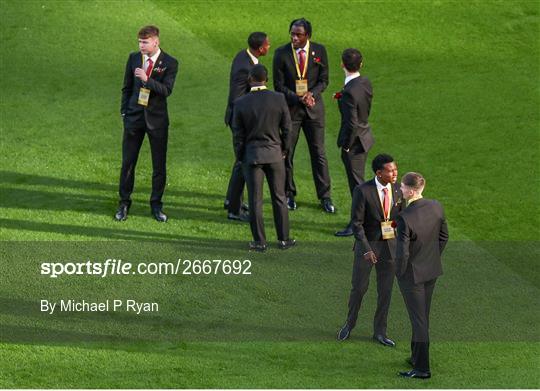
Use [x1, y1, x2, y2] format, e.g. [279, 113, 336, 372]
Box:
[340, 141, 368, 196]
[243, 160, 289, 244]
[225, 129, 245, 214]
[119, 124, 168, 209]
[398, 268, 437, 372]
[285, 110, 331, 200]
[341, 141, 368, 228]
[347, 246, 396, 336]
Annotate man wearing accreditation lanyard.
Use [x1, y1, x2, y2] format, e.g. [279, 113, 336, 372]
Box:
[273, 18, 335, 213]
[115, 25, 179, 222]
[337, 154, 402, 347]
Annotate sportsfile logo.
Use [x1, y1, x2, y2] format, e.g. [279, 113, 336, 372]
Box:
[40, 258, 252, 278]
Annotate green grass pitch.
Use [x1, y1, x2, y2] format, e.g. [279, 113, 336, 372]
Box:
[1, 0, 539, 388]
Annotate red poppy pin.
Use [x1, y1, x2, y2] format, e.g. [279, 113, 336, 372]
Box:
[333, 91, 342, 100]
[391, 220, 397, 229]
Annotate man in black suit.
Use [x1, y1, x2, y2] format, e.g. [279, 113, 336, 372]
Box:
[337, 154, 402, 347]
[395, 172, 449, 379]
[232, 65, 295, 252]
[115, 25, 179, 222]
[335, 48, 375, 237]
[224, 32, 270, 222]
[273, 18, 335, 213]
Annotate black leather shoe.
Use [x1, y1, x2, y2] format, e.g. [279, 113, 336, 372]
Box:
[373, 334, 396, 347]
[398, 369, 431, 379]
[228, 212, 250, 222]
[321, 198, 336, 213]
[249, 241, 267, 252]
[152, 208, 168, 222]
[277, 239, 296, 250]
[114, 205, 128, 221]
[287, 196, 297, 210]
[241, 203, 249, 213]
[335, 226, 353, 237]
[337, 323, 351, 341]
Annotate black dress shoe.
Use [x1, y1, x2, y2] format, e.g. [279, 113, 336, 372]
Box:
[337, 323, 351, 341]
[227, 212, 250, 222]
[335, 226, 353, 237]
[287, 196, 297, 210]
[152, 208, 168, 222]
[249, 241, 267, 252]
[321, 198, 336, 213]
[241, 203, 249, 213]
[373, 334, 396, 347]
[398, 369, 431, 379]
[114, 205, 128, 221]
[277, 239, 296, 250]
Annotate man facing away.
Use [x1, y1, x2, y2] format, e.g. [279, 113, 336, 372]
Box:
[232, 65, 295, 252]
[335, 48, 375, 237]
[224, 32, 270, 222]
[395, 172, 449, 379]
[337, 154, 402, 347]
[273, 18, 335, 213]
[115, 25, 178, 222]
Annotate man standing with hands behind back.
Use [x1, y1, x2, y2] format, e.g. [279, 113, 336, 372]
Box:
[273, 18, 335, 213]
[335, 48, 375, 237]
[395, 172, 449, 379]
[224, 32, 270, 222]
[232, 65, 295, 252]
[115, 25, 179, 222]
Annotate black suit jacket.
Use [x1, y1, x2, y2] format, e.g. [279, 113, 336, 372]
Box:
[395, 198, 449, 283]
[224, 49, 256, 126]
[337, 76, 375, 151]
[352, 178, 403, 260]
[121, 50, 179, 130]
[232, 89, 292, 165]
[272, 41, 328, 120]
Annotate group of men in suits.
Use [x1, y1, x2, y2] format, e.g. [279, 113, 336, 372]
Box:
[113, 23, 450, 379]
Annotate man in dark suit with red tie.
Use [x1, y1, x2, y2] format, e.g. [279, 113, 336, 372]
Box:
[224, 32, 270, 222]
[337, 154, 402, 347]
[273, 18, 335, 213]
[115, 25, 179, 222]
[335, 48, 375, 237]
[232, 65, 295, 252]
[395, 172, 449, 379]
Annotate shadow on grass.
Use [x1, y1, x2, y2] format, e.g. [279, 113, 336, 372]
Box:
[0, 170, 345, 236]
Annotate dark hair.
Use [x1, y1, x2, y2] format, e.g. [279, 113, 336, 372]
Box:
[342, 48, 363, 72]
[138, 25, 159, 39]
[248, 32, 267, 50]
[289, 18, 312, 37]
[402, 172, 425, 191]
[249, 64, 268, 83]
[372, 154, 394, 173]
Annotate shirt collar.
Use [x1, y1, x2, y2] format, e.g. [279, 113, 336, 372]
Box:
[144, 48, 161, 64]
[344, 72, 361, 86]
[406, 195, 423, 207]
[250, 85, 267, 92]
[246, 49, 259, 65]
[295, 41, 310, 53]
[375, 177, 392, 193]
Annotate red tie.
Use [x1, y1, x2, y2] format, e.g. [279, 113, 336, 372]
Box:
[298, 49, 306, 75]
[382, 188, 390, 218]
[145, 58, 154, 78]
